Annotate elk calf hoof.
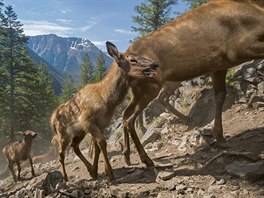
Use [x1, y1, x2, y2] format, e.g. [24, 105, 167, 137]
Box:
[89, 170, 98, 180]
[143, 158, 154, 168]
[124, 155, 131, 166]
[63, 176, 68, 182]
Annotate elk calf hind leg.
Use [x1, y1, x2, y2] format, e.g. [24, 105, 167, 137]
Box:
[8, 162, 17, 181]
[72, 144, 95, 179]
[58, 140, 69, 181]
[70, 129, 95, 179]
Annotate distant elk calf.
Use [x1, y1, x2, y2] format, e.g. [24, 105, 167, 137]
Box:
[50, 41, 158, 181]
[3, 130, 37, 181]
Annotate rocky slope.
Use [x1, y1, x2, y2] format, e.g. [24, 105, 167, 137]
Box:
[0, 60, 264, 197]
[0, 104, 263, 198]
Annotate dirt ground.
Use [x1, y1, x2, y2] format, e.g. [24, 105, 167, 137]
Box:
[0, 103, 264, 198]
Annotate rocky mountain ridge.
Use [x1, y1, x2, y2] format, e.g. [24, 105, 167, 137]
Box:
[28, 34, 113, 81]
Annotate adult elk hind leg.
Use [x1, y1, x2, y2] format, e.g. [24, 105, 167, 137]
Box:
[122, 79, 162, 166]
[211, 70, 227, 144]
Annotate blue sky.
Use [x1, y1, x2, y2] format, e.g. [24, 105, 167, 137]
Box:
[4, 0, 189, 52]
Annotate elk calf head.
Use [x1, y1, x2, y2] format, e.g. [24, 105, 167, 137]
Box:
[18, 130, 37, 142]
[106, 41, 159, 78]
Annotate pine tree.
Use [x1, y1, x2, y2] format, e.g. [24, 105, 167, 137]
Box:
[0, 0, 4, 95]
[33, 62, 57, 133]
[0, 5, 46, 141]
[0, 0, 6, 138]
[94, 52, 106, 82]
[60, 75, 76, 103]
[0, 5, 29, 140]
[183, 0, 209, 9]
[78, 53, 93, 89]
[14, 49, 39, 130]
[131, 0, 177, 40]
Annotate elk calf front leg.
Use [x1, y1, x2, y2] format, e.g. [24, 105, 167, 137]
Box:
[28, 157, 35, 177]
[90, 125, 115, 181]
[211, 70, 227, 143]
[91, 139, 101, 179]
[16, 161, 21, 180]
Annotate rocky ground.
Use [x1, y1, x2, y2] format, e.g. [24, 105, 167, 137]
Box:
[0, 60, 264, 198]
[0, 103, 263, 198]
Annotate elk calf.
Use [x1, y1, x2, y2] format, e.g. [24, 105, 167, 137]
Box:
[50, 42, 158, 181]
[2, 130, 37, 181]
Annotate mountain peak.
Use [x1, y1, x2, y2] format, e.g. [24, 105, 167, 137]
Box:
[28, 34, 113, 80]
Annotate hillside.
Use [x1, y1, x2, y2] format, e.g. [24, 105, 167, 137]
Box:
[0, 90, 263, 198]
[0, 60, 263, 197]
[28, 48, 66, 95]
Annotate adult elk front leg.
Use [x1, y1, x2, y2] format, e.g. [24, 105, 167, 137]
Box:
[211, 70, 227, 143]
[123, 80, 162, 166]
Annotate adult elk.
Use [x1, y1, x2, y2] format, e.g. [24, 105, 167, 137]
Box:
[120, 0, 264, 166]
[50, 42, 158, 181]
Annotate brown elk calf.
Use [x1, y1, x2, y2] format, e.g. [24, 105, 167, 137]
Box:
[50, 41, 158, 181]
[2, 130, 37, 181]
[118, 0, 264, 166]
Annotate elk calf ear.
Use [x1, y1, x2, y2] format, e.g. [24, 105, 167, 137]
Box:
[106, 41, 121, 61]
[17, 131, 24, 136]
[33, 133, 37, 138]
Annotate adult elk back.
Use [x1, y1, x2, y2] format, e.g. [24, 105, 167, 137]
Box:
[115, 0, 264, 166]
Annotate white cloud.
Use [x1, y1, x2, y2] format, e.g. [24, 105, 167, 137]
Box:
[60, 8, 71, 14]
[115, 29, 135, 35]
[56, 19, 73, 24]
[21, 20, 74, 37]
[21, 19, 100, 38]
[79, 22, 97, 32]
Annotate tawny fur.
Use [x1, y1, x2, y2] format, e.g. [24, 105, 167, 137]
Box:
[2, 130, 37, 181]
[50, 42, 158, 181]
[118, 0, 264, 166]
